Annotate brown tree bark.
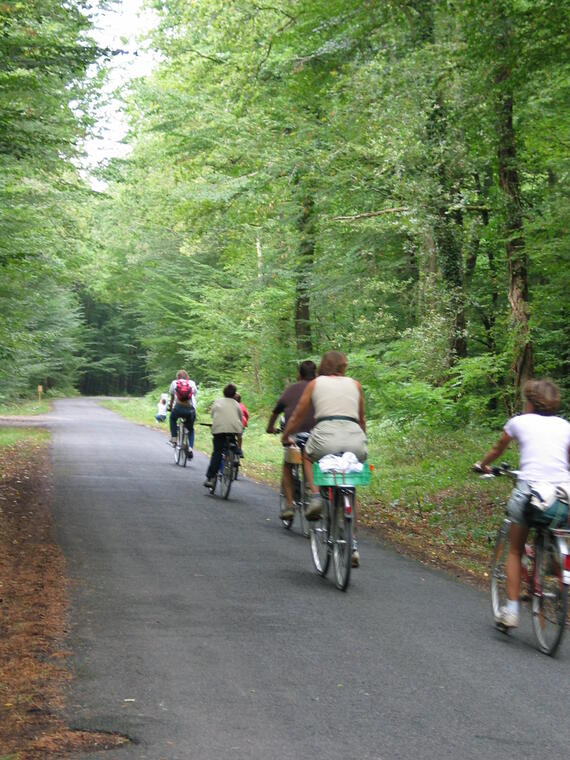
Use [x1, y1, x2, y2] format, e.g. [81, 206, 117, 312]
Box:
[295, 195, 314, 355]
[495, 67, 533, 396]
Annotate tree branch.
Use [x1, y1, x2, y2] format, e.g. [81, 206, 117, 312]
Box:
[332, 207, 410, 221]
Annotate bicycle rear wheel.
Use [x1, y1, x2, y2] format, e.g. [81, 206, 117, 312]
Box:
[332, 490, 353, 591]
[531, 533, 568, 656]
[221, 450, 233, 499]
[309, 490, 330, 576]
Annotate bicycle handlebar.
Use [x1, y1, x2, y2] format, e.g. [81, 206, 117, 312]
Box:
[473, 461, 518, 479]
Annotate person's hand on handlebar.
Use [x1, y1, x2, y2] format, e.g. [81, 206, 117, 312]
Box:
[473, 461, 491, 474]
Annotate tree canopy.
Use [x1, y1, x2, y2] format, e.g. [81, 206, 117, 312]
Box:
[1, 0, 568, 420]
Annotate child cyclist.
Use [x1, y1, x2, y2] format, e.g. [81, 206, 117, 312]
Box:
[475, 378, 570, 629]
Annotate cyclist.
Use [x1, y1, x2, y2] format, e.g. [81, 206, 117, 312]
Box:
[203, 383, 244, 489]
[267, 360, 316, 521]
[281, 351, 367, 566]
[168, 370, 197, 453]
[475, 378, 570, 629]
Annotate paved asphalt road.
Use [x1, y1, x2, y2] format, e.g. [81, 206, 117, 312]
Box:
[48, 399, 568, 760]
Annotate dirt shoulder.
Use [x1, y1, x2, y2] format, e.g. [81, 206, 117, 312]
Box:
[0, 437, 127, 759]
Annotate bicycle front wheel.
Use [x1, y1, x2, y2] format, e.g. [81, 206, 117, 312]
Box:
[309, 491, 330, 576]
[174, 420, 186, 467]
[490, 520, 510, 623]
[531, 533, 568, 656]
[332, 490, 353, 591]
[221, 451, 233, 499]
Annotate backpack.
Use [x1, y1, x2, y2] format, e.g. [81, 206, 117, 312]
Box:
[175, 378, 193, 402]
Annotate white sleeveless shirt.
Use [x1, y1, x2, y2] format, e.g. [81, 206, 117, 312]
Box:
[311, 376, 360, 422]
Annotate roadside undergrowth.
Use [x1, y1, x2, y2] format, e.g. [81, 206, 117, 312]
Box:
[0, 433, 128, 759]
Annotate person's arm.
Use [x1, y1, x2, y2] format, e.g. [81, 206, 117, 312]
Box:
[476, 431, 512, 473]
[282, 381, 314, 443]
[356, 381, 366, 433]
[267, 400, 285, 433]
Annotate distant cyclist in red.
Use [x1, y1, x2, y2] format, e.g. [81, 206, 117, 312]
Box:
[234, 392, 248, 456]
[234, 392, 249, 428]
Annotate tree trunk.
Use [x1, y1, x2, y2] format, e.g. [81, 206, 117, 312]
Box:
[295, 195, 314, 355]
[495, 67, 533, 396]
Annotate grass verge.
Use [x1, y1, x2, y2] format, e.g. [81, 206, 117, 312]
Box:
[100, 397, 512, 584]
[0, 399, 51, 417]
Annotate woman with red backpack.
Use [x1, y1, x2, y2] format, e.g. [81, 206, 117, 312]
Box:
[168, 370, 198, 452]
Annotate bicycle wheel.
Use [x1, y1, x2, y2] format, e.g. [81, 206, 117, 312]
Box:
[309, 490, 330, 576]
[174, 426, 186, 466]
[221, 450, 233, 500]
[490, 520, 510, 623]
[332, 490, 353, 591]
[531, 532, 568, 656]
[279, 489, 293, 530]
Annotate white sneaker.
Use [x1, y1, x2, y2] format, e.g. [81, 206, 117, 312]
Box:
[497, 607, 519, 628]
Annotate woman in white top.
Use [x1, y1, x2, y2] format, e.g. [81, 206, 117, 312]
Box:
[476, 378, 570, 629]
[282, 351, 367, 565]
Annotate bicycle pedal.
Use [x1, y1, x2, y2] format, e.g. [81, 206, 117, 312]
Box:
[495, 621, 510, 635]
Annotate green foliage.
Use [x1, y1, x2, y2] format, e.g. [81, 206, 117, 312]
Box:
[1, 0, 567, 424]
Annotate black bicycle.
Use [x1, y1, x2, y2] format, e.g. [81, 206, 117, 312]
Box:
[209, 433, 240, 499]
[483, 464, 570, 656]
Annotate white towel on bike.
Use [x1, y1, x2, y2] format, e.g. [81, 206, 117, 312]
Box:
[318, 452, 363, 473]
[529, 480, 570, 510]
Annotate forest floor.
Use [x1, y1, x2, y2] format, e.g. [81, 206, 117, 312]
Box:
[0, 436, 128, 760]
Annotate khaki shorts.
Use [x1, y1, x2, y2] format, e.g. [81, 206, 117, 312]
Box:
[304, 419, 367, 462]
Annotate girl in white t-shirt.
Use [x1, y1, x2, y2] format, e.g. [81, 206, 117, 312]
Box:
[476, 379, 570, 629]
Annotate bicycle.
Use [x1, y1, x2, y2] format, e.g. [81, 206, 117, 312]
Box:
[484, 463, 570, 656]
[208, 433, 240, 500]
[309, 460, 371, 591]
[173, 417, 194, 467]
[279, 433, 310, 537]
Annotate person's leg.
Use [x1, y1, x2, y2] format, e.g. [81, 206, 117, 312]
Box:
[303, 451, 317, 494]
[302, 451, 323, 519]
[506, 522, 528, 602]
[182, 407, 195, 449]
[205, 434, 225, 481]
[282, 462, 294, 506]
[169, 407, 179, 440]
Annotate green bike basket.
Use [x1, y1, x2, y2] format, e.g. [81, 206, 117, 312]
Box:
[313, 462, 372, 487]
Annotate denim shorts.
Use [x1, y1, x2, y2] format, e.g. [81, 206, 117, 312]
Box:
[507, 481, 569, 527]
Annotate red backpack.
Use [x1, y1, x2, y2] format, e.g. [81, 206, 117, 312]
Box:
[175, 378, 193, 402]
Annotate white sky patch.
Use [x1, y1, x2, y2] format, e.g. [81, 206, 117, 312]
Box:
[81, 0, 159, 190]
